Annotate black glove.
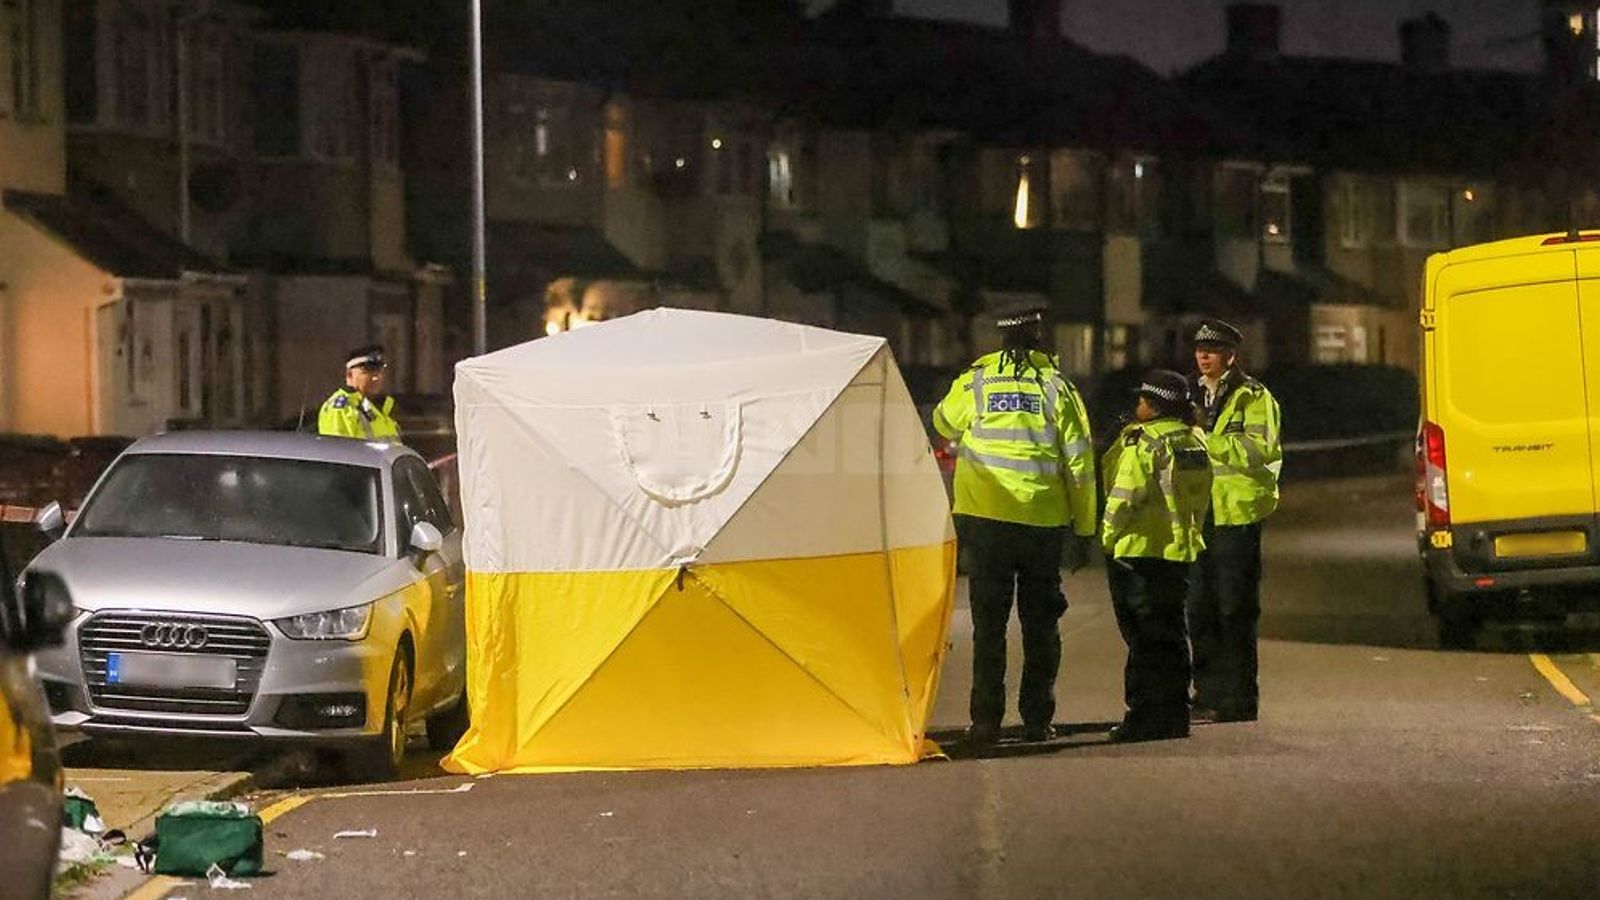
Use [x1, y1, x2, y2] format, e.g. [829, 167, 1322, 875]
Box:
[1062, 533, 1090, 574]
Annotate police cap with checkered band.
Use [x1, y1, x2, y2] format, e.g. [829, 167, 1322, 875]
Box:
[1192, 318, 1243, 350]
[1136, 369, 1192, 416]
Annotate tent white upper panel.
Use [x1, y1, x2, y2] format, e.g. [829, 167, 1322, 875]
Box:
[456, 309, 884, 409]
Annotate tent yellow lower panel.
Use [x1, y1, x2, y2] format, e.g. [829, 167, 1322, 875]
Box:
[442, 541, 956, 774]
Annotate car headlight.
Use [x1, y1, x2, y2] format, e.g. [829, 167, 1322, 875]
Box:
[275, 603, 374, 641]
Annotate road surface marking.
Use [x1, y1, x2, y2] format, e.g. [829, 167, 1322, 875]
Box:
[261, 793, 314, 823]
[976, 761, 1005, 900]
[1529, 654, 1592, 708]
[317, 782, 475, 799]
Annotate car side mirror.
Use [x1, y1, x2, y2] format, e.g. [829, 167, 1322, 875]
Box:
[2, 570, 73, 652]
[409, 521, 444, 556]
[34, 501, 65, 542]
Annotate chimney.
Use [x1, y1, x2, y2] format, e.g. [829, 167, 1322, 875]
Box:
[1225, 3, 1281, 62]
[1400, 13, 1452, 73]
[1009, 0, 1063, 44]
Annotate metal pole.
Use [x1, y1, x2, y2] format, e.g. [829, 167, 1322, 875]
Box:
[469, 0, 488, 356]
[177, 16, 191, 246]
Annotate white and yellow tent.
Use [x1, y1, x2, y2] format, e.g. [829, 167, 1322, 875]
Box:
[442, 308, 957, 773]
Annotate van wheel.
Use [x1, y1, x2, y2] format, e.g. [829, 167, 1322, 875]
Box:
[348, 646, 412, 781]
[1436, 609, 1478, 650]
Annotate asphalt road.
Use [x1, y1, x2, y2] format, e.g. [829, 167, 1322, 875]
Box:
[133, 475, 1600, 900]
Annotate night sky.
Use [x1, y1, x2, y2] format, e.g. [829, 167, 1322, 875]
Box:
[897, 0, 1544, 73]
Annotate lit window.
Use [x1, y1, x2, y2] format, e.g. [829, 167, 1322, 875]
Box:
[768, 150, 795, 207]
[1013, 155, 1044, 229]
[604, 105, 627, 189]
[535, 109, 550, 157]
[1571, 12, 1585, 36]
[1261, 173, 1290, 244]
[1314, 324, 1349, 364]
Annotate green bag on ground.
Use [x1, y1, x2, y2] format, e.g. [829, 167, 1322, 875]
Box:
[62, 788, 102, 831]
[150, 800, 264, 877]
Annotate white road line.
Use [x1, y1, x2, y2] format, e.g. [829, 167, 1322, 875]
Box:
[976, 761, 1006, 900]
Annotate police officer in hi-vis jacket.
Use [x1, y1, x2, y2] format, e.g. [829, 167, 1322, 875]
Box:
[1187, 319, 1282, 724]
[319, 345, 401, 441]
[1102, 370, 1213, 742]
[933, 305, 1096, 749]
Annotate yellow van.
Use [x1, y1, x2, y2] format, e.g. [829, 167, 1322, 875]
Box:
[1418, 232, 1600, 646]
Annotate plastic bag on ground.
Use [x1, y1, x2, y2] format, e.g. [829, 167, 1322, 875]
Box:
[206, 862, 253, 890]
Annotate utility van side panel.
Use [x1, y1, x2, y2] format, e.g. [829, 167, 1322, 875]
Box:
[1433, 252, 1595, 525]
[1575, 250, 1600, 512]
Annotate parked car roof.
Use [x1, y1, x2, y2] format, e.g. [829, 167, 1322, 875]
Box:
[122, 431, 419, 467]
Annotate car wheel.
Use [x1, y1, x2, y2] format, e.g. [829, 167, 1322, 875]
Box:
[425, 688, 469, 752]
[349, 646, 412, 781]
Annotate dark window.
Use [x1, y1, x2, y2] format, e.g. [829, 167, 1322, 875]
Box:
[63, 0, 96, 123]
[251, 41, 299, 157]
[398, 457, 452, 530]
[177, 332, 192, 411]
[391, 460, 429, 539]
[6, 0, 44, 118]
[1215, 166, 1258, 238]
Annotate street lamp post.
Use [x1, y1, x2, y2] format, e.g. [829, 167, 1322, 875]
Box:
[470, 0, 488, 356]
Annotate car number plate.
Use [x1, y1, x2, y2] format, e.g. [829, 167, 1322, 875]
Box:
[105, 652, 238, 689]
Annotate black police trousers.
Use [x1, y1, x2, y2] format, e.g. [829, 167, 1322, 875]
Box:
[960, 515, 1066, 731]
[1108, 556, 1192, 726]
[1187, 519, 1263, 718]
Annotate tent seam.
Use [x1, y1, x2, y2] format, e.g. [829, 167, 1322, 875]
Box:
[513, 572, 677, 743]
[874, 351, 916, 744]
[697, 345, 887, 562]
[690, 566, 908, 752]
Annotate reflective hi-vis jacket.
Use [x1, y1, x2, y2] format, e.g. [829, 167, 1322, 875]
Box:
[932, 350, 1096, 534]
[1193, 370, 1282, 525]
[318, 387, 401, 441]
[1101, 418, 1213, 562]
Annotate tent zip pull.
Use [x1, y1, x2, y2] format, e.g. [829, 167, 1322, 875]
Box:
[676, 565, 688, 591]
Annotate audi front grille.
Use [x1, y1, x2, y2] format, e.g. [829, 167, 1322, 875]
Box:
[78, 612, 272, 717]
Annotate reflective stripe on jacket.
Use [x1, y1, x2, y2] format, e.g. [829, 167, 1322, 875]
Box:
[318, 388, 401, 441]
[1100, 418, 1213, 562]
[932, 350, 1096, 533]
[1196, 372, 1281, 526]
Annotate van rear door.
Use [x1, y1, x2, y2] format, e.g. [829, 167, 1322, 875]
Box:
[1431, 250, 1595, 552]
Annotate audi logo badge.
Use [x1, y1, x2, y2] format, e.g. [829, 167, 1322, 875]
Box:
[140, 622, 209, 650]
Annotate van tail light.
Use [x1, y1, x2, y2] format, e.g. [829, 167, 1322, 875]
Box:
[1416, 421, 1450, 528]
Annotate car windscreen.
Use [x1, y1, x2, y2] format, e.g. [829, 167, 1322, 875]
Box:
[72, 454, 384, 554]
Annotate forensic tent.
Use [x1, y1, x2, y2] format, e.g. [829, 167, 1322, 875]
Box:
[442, 308, 957, 773]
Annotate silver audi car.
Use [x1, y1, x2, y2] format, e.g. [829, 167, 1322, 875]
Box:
[26, 432, 467, 777]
